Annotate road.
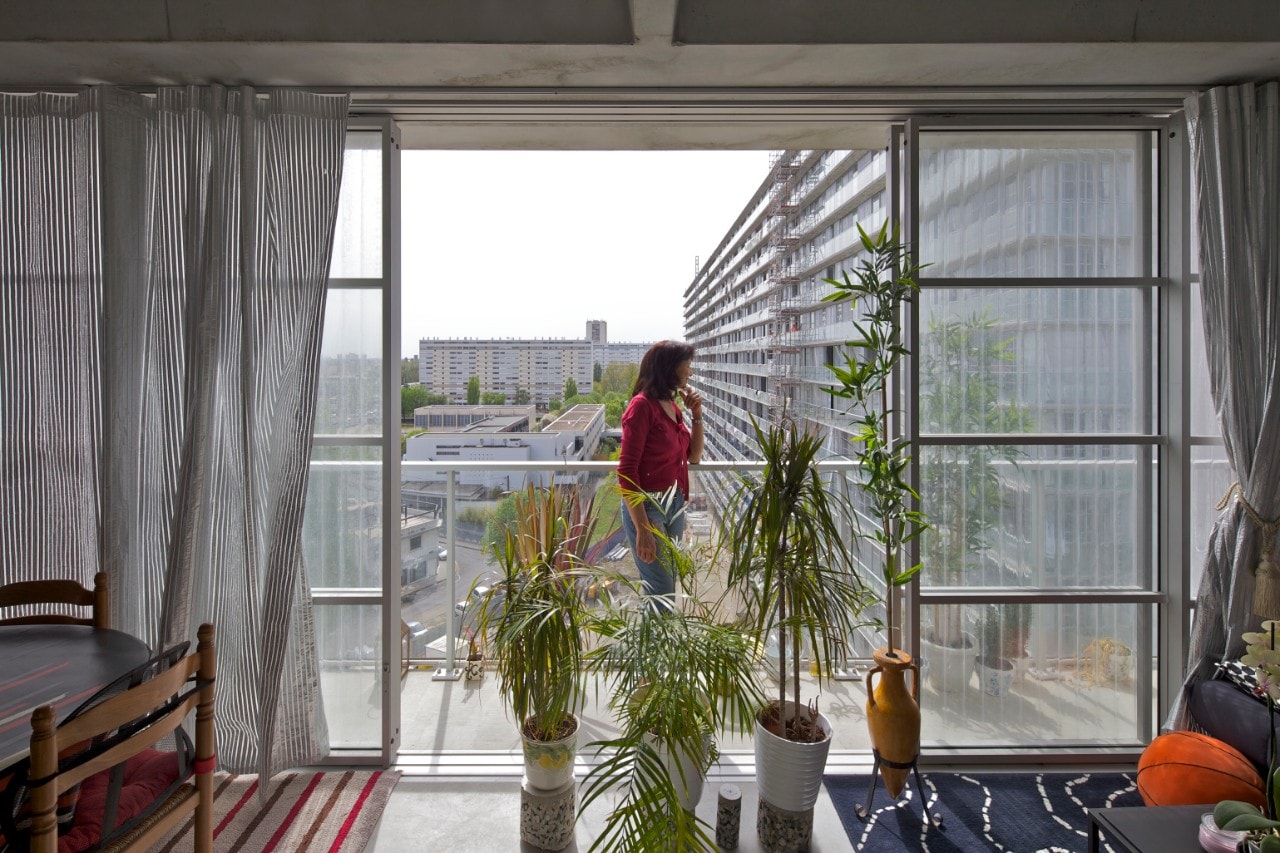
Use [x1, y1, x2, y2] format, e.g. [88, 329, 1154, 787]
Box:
[399, 539, 494, 641]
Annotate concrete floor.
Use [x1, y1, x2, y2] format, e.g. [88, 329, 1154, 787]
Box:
[369, 775, 855, 852]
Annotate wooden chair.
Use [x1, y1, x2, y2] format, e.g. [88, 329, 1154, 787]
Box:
[18, 623, 217, 853]
[0, 572, 110, 629]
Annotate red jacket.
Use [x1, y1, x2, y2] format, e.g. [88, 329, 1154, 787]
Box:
[618, 393, 691, 499]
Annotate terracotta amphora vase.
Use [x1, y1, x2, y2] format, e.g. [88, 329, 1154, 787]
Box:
[864, 647, 921, 798]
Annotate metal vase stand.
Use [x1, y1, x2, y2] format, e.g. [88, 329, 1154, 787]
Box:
[855, 748, 944, 827]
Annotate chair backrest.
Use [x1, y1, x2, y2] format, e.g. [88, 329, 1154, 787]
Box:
[0, 572, 109, 629]
[21, 623, 216, 853]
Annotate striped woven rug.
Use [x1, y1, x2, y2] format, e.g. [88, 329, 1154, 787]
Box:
[156, 770, 401, 852]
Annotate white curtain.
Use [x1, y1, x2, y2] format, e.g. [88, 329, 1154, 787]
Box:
[0, 85, 350, 776]
[1170, 81, 1280, 729]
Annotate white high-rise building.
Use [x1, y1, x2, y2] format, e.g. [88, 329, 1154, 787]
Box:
[419, 321, 655, 405]
[418, 336, 594, 406]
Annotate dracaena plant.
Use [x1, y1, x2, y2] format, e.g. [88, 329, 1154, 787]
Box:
[822, 221, 929, 660]
[475, 482, 600, 743]
[724, 415, 875, 742]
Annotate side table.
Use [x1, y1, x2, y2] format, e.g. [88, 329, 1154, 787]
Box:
[1087, 804, 1213, 853]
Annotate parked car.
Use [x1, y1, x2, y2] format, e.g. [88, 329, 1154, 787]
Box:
[455, 584, 504, 632]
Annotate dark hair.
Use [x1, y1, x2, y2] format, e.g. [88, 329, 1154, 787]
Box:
[633, 340, 695, 400]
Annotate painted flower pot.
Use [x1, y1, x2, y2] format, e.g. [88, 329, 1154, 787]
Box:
[464, 654, 484, 682]
[755, 701, 832, 812]
[522, 715, 579, 792]
[975, 656, 1015, 697]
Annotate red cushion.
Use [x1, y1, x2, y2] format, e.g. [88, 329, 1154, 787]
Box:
[57, 750, 185, 853]
[1137, 730, 1265, 808]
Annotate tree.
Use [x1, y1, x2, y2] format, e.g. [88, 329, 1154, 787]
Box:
[481, 490, 520, 556]
[604, 397, 626, 428]
[599, 362, 639, 396]
[401, 384, 431, 419]
[513, 388, 531, 405]
[564, 376, 578, 400]
[466, 375, 480, 405]
[401, 356, 419, 385]
[593, 362, 603, 383]
[481, 391, 507, 405]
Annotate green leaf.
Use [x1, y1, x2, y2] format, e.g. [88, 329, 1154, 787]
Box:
[1215, 800, 1269, 828]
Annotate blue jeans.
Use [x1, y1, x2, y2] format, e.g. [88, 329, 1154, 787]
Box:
[620, 490, 686, 600]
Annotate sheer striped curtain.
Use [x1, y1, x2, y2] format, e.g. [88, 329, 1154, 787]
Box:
[1169, 81, 1280, 729]
[1, 86, 350, 777]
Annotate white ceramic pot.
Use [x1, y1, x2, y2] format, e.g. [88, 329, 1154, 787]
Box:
[921, 634, 975, 694]
[754, 701, 832, 812]
[643, 732, 711, 811]
[975, 657, 1015, 697]
[522, 716, 579, 792]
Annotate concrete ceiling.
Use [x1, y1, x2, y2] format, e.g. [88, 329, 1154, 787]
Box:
[3, 0, 1278, 148]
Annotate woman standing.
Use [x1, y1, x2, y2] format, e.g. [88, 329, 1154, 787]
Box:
[617, 340, 704, 601]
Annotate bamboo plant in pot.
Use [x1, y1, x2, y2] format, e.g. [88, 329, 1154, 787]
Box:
[917, 311, 1033, 693]
[724, 415, 875, 817]
[823, 221, 929, 801]
[475, 483, 600, 804]
[581, 537, 765, 853]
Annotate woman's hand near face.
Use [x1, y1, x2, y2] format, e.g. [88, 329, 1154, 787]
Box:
[680, 386, 702, 419]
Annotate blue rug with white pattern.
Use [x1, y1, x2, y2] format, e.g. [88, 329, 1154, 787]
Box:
[824, 772, 1143, 852]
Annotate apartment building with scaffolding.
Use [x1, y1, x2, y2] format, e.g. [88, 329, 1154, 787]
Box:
[684, 149, 887, 467]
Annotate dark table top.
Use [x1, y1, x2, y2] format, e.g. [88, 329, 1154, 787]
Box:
[0, 623, 152, 770]
[1089, 804, 1215, 853]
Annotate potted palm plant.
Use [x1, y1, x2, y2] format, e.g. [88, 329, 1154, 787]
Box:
[724, 414, 875, 817]
[475, 482, 601, 797]
[581, 535, 765, 853]
[823, 221, 930, 801]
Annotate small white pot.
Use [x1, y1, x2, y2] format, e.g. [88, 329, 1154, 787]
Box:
[522, 716, 579, 792]
[754, 701, 832, 812]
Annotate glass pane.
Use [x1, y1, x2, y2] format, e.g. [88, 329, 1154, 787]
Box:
[1190, 445, 1233, 596]
[920, 444, 1152, 589]
[920, 602, 1148, 746]
[304, 450, 381, 588]
[316, 289, 382, 436]
[919, 131, 1147, 277]
[316, 604, 382, 748]
[330, 131, 383, 278]
[920, 288, 1149, 434]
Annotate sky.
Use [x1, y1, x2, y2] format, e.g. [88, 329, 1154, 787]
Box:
[400, 150, 771, 357]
